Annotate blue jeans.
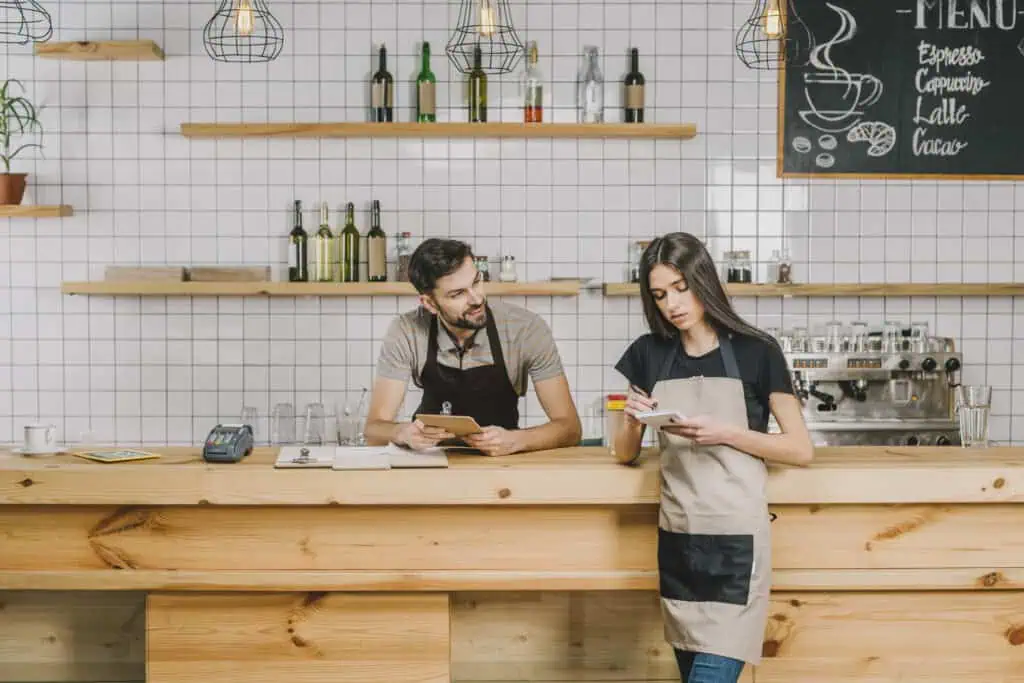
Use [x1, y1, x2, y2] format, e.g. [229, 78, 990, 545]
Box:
[674, 649, 746, 683]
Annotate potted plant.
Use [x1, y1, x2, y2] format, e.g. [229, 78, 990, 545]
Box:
[0, 79, 43, 205]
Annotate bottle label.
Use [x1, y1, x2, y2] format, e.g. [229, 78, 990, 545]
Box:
[289, 240, 297, 269]
[368, 237, 387, 279]
[418, 82, 435, 115]
[371, 83, 383, 108]
[626, 84, 644, 109]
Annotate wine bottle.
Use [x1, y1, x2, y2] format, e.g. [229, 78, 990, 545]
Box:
[338, 202, 361, 283]
[371, 44, 394, 122]
[522, 41, 542, 123]
[288, 200, 308, 282]
[314, 202, 335, 282]
[577, 46, 604, 123]
[417, 42, 437, 123]
[624, 47, 645, 123]
[367, 200, 388, 282]
[468, 44, 487, 123]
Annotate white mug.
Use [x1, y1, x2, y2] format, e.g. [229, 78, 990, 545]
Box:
[23, 423, 58, 453]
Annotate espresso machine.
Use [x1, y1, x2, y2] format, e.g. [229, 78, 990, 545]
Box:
[772, 320, 963, 446]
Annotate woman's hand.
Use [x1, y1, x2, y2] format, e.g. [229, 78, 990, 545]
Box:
[624, 385, 657, 426]
[663, 415, 738, 446]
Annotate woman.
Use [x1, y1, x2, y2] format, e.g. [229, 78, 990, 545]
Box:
[613, 233, 813, 683]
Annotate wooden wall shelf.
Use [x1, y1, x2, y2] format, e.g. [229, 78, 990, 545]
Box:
[61, 280, 583, 297]
[179, 122, 697, 140]
[603, 282, 1024, 297]
[35, 39, 164, 61]
[0, 204, 73, 218]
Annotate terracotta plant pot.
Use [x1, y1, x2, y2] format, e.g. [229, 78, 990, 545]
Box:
[0, 173, 27, 205]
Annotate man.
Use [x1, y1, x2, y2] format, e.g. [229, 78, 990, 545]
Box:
[365, 238, 581, 456]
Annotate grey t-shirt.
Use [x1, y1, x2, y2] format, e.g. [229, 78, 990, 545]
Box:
[375, 300, 565, 395]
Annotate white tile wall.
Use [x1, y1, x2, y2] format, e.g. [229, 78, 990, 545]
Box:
[1, 0, 1022, 446]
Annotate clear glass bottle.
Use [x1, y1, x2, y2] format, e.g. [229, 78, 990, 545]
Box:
[629, 240, 644, 283]
[476, 255, 490, 282]
[577, 46, 604, 123]
[522, 40, 543, 123]
[396, 231, 412, 282]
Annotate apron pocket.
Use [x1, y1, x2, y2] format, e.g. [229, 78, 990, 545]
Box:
[657, 527, 754, 606]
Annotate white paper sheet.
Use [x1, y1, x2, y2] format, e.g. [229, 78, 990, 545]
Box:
[385, 443, 449, 468]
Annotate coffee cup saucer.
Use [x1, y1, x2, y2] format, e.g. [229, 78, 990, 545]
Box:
[12, 445, 65, 456]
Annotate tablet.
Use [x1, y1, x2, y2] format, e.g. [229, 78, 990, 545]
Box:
[634, 409, 687, 428]
[415, 413, 484, 437]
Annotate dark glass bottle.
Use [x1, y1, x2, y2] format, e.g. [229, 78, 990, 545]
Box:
[468, 45, 487, 123]
[417, 42, 437, 123]
[371, 44, 394, 122]
[288, 200, 308, 282]
[624, 47, 645, 123]
[367, 200, 387, 282]
[339, 202, 360, 282]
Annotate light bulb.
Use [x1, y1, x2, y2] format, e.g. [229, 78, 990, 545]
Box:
[477, 0, 496, 38]
[761, 0, 783, 39]
[235, 0, 255, 37]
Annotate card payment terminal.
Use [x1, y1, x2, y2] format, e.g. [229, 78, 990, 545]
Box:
[202, 424, 254, 463]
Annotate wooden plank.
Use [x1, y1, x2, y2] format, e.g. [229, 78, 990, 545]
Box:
[179, 121, 698, 140]
[2, 447, 1021, 507]
[187, 266, 271, 282]
[604, 282, 1024, 297]
[451, 591, 710, 682]
[58, 279, 581, 297]
[0, 204, 73, 218]
[2, 567, 1021, 592]
[757, 591, 1024, 682]
[1, 505, 1020, 576]
[0, 591, 144, 682]
[34, 39, 165, 61]
[147, 593, 450, 683]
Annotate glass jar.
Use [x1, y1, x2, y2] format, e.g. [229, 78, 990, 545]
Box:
[475, 255, 490, 282]
[396, 232, 412, 282]
[629, 240, 646, 283]
[825, 320, 843, 352]
[735, 250, 752, 283]
[776, 248, 793, 284]
[499, 255, 518, 282]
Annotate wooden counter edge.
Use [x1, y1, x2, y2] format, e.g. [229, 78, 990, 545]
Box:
[1, 567, 1020, 592]
[1, 445, 1022, 505]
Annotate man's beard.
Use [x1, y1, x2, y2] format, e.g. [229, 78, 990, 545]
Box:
[441, 303, 487, 330]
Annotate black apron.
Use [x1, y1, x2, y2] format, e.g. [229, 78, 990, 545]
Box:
[414, 305, 520, 430]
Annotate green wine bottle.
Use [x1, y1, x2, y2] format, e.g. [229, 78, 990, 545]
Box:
[367, 200, 388, 282]
[338, 202, 361, 282]
[288, 200, 308, 282]
[468, 44, 487, 123]
[417, 42, 437, 123]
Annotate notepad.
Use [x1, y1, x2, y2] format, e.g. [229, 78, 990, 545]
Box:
[72, 449, 161, 463]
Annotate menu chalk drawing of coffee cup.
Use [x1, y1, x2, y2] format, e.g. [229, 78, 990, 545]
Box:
[799, 3, 884, 134]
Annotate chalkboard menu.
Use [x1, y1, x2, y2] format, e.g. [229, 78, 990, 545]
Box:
[779, 0, 1022, 178]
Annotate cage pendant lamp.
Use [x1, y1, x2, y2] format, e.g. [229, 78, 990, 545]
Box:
[203, 0, 284, 63]
[735, 0, 814, 70]
[0, 0, 52, 45]
[446, 0, 524, 75]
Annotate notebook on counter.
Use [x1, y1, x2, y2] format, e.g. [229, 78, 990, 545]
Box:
[273, 444, 449, 470]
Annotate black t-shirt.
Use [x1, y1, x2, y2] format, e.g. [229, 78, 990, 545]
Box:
[614, 332, 795, 433]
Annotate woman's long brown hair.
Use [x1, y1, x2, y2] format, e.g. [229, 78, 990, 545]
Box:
[639, 232, 777, 348]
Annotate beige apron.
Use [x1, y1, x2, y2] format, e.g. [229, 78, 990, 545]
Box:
[649, 334, 771, 666]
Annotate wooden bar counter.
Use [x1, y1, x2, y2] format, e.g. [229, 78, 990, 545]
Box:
[1, 446, 1022, 682]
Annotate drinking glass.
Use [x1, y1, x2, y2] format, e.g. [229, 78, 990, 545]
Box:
[303, 402, 327, 445]
[270, 402, 295, 445]
[240, 406, 259, 442]
[911, 321, 929, 353]
[956, 385, 992, 447]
